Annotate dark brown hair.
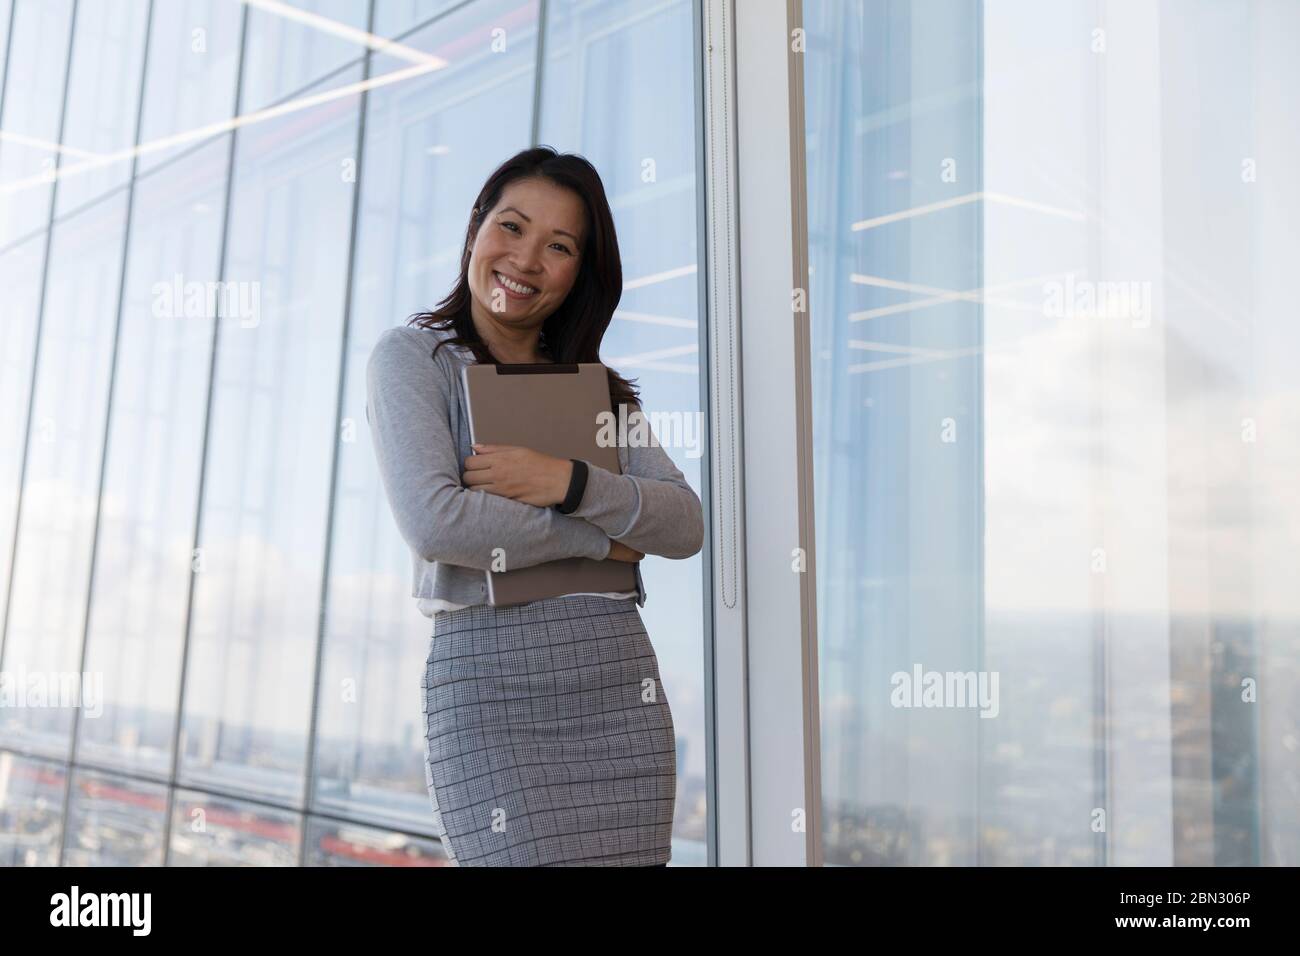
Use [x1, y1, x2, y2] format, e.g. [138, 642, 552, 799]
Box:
[406, 146, 640, 411]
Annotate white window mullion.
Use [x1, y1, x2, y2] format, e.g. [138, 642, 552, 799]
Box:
[703, 0, 822, 867]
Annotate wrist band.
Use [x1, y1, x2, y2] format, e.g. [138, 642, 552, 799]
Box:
[556, 459, 588, 514]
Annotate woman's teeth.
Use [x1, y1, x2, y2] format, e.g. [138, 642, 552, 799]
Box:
[495, 271, 537, 295]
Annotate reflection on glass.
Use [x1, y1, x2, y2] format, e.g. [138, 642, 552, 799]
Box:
[1, 0, 146, 760]
[0, 195, 130, 759]
[1, 0, 711, 868]
[133, 0, 243, 175]
[178, 64, 363, 803]
[304, 816, 445, 866]
[239, 0, 368, 114]
[0, 235, 46, 633]
[0, 0, 73, 245]
[311, 0, 536, 838]
[167, 789, 299, 866]
[0, 0, 13, 88]
[0, 0, 73, 629]
[0, 751, 66, 866]
[77, 139, 231, 777]
[805, 0, 1300, 866]
[62, 768, 167, 866]
[52, 0, 150, 216]
[539, 0, 707, 864]
[373, 0, 463, 41]
[805, 0, 985, 867]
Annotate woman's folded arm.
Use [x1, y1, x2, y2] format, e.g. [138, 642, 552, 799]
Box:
[365, 327, 611, 571]
[566, 403, 705, 560]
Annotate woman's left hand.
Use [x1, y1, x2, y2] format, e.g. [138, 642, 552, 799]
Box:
[463, 444, 572, 508]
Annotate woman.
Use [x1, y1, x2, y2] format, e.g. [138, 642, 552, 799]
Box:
[365, 147, 705, 866]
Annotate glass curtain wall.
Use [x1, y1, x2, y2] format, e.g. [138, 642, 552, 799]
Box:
[805, 0, 1300, 866]
[0, 0, 707, 867]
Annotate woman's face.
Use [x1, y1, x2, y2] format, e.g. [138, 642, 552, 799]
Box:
[467, 177, 587, 339]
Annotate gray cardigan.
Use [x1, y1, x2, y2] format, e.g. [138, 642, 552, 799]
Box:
[365, 325, 705, 614]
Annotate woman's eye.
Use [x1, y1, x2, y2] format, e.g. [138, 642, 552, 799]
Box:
[500, 220, 569, 254]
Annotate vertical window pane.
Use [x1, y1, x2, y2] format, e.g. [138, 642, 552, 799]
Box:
[0, 0, 14, 94]
[311, 0, 535, 840]
[77, 140, 231, 776]
[0, 0, 149, 760]
[372, 0, 460, 40]
[239, 0, 369, 113]
[75, 0, 241, 783]
[0, 235, 45, 635]
[0, 0, 74, 621]
[806, 0, 1300, 866]
[0, 0, 73, 244]
[134, 0, 243, 175]
[1, 0, 716, 868]
[52, 0, 150, 215]
[0, 193, 131, 759]
[178, 67, 363, 803]
[539, 0, 707, 865]
[805, 0, 984, 867]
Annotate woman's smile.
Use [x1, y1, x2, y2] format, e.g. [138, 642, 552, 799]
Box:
[492, 270, 539, 299]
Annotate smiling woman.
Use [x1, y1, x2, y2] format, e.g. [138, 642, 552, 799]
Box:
[366, 146, 704, 866]
[410, 153, 644, 415]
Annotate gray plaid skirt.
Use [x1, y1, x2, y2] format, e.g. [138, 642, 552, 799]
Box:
[419, 594, 676, 866]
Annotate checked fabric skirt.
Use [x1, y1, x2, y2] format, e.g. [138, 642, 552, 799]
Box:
[419, 594, 676, 866]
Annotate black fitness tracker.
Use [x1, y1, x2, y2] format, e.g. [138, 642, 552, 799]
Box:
[555, 458, 588, 514]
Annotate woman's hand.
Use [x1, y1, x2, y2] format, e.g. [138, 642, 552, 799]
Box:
[463, 444, 572, 508]
[606, 540, 644, 562]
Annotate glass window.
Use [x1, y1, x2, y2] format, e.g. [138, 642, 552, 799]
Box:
[0, 0, 73, 245]
[133, 0, 244, 175]
[0, 751, 67, 866]
[539, 0, 707, 865]
[372, 0, 461, 40]
[0, 4, 74, 614]
[76, 139, 232, 777]
[0, 0, 149, 760]
[72, 0, 244, 780]
[304, 816, 445, 866]
[52, 0, 150, 216]
[61, 767, 168, 866]
[239, 0, 369, 114]
[0, 193, 131, 760]
[0, 1, 14, 98]
[0, 0, 712, 867]
[311, 0, 538, 840]
[805, 0, 1300, 866]
[166, 788, 300, 865]
[804, 0, 984, 868]
[0, 234, 45, 635]
[177, 64, 363, 804]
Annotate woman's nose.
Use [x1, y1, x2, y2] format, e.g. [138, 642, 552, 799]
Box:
[512, 244, 543, 273]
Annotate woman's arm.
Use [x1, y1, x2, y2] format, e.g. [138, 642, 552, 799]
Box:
[565, 403, 705, 560]
[365, 327, 612, 571]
